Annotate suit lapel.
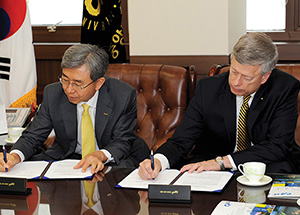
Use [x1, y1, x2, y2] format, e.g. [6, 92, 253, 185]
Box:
[219, 85, 237, 148]
[248, 83, 269, 138]
[61, 97, 77, 139]
[95, 82, 113, 148]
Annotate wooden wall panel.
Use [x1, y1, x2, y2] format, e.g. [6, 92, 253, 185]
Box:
[35, 60, 61, 104]
[34, 43, 229, 103]
[34, 44, 72, 104]
[130, 55, 230, 80]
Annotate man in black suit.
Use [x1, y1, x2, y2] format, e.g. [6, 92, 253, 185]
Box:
[0, 44, 148, 173]
[139, 32, 300, 179]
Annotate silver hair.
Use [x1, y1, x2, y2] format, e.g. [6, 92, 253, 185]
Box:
[231, 32, 278, 74]
[61, 44, 109, 80]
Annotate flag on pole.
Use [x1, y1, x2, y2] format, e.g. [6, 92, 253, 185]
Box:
[0, 0, 37, 108]
[81, 0, 126, 63]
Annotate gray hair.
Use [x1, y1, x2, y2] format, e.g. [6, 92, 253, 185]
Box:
[231, 32, 278, 74]
[61, 44, 109, 80]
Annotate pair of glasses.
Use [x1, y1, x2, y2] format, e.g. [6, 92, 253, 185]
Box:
[59, 77, 95, 90]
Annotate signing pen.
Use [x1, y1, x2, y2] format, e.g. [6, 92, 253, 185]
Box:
[150, 150, 154, 180]
[2, 145, 8, 172]
[151, 150, 154, 170]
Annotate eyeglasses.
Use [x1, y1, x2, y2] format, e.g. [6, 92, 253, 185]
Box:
[59, 77, 95, 90]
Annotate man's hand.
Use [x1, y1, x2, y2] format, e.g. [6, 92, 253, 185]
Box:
[138, 158, 162, 180]
[180, 156, 232, 173]
[74, 151, 108, 174]
[0, 153, 21, 172]
[180, 159, 221, 173]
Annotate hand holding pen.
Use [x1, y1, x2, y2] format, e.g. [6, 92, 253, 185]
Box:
[138, 150, 162, 180]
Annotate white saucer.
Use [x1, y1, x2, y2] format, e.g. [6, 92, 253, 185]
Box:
[5, 138, 17, 144]
[237, 175, 272, 187]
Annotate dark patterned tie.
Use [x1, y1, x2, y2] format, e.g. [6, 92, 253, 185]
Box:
[237, 95, 251, 151]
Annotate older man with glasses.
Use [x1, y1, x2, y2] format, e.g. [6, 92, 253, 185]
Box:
[1, 44, 149, 173]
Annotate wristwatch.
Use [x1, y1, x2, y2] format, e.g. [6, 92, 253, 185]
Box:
[215, 156, 225, 170]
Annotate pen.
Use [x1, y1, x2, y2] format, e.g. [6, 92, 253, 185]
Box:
[150, 150, 154, 180]
[151, 150, 154, 170]
[2, 146, 8, 172]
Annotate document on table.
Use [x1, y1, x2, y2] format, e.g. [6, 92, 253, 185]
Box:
[116, 169, 181, 189]
[116, 169, 234, 192]
[174, 171, 234, 192]
[211, 200, 300, 215]
[268, 174, 300, 199]
[0, 159, 93, 180]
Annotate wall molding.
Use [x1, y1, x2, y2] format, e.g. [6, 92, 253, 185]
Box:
[130, 55, 230, 80]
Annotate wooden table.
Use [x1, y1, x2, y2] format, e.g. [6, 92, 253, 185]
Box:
[0, 168, 299, 215]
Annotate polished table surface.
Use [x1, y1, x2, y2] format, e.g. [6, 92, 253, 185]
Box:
[0, 167, 299, 215]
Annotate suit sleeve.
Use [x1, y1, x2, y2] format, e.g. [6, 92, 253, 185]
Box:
[103, 88, 138, 164]
[156, 80, 205, 167]
[11, 85, 54, 159]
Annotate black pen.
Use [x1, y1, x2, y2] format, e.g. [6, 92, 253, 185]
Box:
[2, 146, 8, 172]
[150, 150, 154, 180]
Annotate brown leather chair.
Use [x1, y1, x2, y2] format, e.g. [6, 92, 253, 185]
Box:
[40, 64, 196, 152]
[106, 64, 196, 151]
[208, 63, 300, 146]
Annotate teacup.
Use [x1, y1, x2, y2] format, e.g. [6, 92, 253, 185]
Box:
[238, 162, 266, 182]
[8, 127, 24, 142]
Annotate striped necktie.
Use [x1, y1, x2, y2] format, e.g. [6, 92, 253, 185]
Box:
[81, 104, 96, 207]
[237, 95, 251, 151]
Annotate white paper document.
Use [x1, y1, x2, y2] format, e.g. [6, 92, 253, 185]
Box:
[211, 200, 300, 215]
[116, 169, 234, 192]
[117, 169, 181, 189]
[174, 171, 234, 192]
[0, 159, 93, 179]
[268, 175, 300, 199]
[211, 201, 275, 215]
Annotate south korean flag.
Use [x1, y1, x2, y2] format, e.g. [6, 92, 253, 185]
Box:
[0, 0, 37, 108]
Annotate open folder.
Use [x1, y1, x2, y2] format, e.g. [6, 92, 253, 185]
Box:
[116, 169, 234, 192]
[0, 159, 93, 180]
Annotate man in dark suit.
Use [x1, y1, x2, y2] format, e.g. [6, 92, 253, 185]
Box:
[0, 44, 148, 173]
[138, 32, 300, 180]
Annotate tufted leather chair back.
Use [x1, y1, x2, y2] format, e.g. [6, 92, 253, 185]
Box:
[209, 63, 300, 146]
[106, 64, 196, 151]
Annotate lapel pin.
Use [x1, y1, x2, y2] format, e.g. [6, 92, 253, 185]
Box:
[103, 113, 108, 116]
[261, 97, 263, 100]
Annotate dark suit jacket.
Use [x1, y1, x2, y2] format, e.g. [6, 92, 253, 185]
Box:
[12, 77, 148, 166]
[157, 69, 300, 172]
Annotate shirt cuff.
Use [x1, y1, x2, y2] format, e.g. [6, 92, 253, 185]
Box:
[9, 149, 25, 162]
[100, 149, 114, 164]
[227, 155, 237, 171]
[154, 153, 170, 171]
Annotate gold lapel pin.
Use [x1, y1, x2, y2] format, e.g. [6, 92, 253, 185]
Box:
[103, 113, 108, 116]
[261, 97, 263, 100]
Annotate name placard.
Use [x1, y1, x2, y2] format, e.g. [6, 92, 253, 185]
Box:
[0, 177, 31, 195]
[148, 184, 192, 204]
